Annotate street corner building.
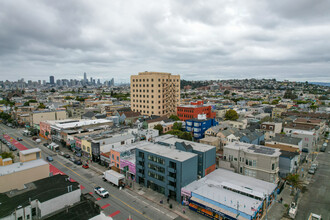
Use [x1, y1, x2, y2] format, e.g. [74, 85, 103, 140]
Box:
[181, 168, 278, 220]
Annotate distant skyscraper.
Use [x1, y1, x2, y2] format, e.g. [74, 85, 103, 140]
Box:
[110, 78, 114, 87]
[50, 76, 55, 84]
[97, 79, 101, 85]
[84, 72, 87, 82]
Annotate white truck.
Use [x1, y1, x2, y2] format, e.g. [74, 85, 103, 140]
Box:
[308, 213, 322, 220]
[103, 170, 125, 187]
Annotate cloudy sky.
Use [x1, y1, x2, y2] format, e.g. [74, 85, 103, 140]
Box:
[0, 0, 329, 83]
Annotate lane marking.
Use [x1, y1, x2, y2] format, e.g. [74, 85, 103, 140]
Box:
[101, 204, 110, 209]
[109, 210, 120, 217]
[89, 192, 93, 195]
[110, 194, 153, 220]
[96, 197, 101, 201]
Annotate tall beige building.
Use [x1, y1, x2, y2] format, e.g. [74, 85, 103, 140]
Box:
[130, 71, 180, 116]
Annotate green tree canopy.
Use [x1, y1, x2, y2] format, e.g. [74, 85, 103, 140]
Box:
[224, 90, 230, 95]
[154, 124, 163, 135]
[271, 100, 279, 105]
[285, 174, 303, 194]
[169, 115, 180, 121]
[173, 122, 183, 131]
[0, 152, 14, 161]
[38, 103, 46, 109]
[225, 109, 239, 121]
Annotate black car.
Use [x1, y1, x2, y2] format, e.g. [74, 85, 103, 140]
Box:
[302, 148, 309, 153]
[69, 157, 75, 163]
[63, 154, 71, 158]
[17, 137, 23, 141]
[74, 160, 82, 165]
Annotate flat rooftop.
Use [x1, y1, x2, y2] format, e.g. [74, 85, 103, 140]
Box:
[183, 168, 277, 217]
[154, 135, 215, 152]
[0, 175, 80, 218]
[19, 148, 41, 155]
[225, 142, 281, 157]
[137, 143, 197, 162]
[0, 159, 48, 176]
[50, 119, 112, 130]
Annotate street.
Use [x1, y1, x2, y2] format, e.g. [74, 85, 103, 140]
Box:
[0, 124, 181, 220]
[296, 148, 330, 220]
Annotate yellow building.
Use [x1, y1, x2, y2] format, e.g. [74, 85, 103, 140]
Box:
[81, 139, 92, 157]
[130, 71, 180, 116]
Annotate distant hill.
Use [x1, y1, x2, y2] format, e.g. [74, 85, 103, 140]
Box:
[309, 82, 330, 87]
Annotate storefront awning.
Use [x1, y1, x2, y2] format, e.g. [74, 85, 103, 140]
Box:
[190, 197, 249, 220]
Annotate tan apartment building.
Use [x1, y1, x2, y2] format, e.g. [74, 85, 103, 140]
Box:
[130, 71, 180, 116]
[221, 142, 281, 183]
[31, 110, 67, 127]
[0, 159, 49, 192]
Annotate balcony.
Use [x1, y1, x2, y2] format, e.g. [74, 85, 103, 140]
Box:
[137, 172, 144, 178]
[137, 164, 143, 169]
[168, 176, 176, 182]
[168, 185, 176, 191]
[137, 157, 144, 162]
[168, 167, 176, 173]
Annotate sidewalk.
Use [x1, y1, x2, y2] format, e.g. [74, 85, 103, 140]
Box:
[267, 184, 293, 220]
[126, 184, 204, 220]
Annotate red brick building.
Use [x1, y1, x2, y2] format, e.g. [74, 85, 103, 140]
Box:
[177, 100, 216, 121]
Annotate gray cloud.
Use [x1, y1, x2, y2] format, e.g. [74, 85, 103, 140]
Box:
[0, 0, 329, 82]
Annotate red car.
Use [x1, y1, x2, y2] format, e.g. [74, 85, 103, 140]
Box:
[82, 164, 89, 169]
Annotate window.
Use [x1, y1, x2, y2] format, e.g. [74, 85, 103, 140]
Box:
[272, 163, 275, 170]
[18, 217, 23, 220]
[32, 208, 36, 216]
[27, 215, 30, 220]
[117, 156, 119, 161]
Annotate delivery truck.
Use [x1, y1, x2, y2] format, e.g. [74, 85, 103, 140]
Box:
[103, 170, 125, 187]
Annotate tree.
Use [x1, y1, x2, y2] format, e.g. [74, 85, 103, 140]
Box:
[0, 152, 14, 161]
[260, 116, 273, 124]
[169, 115, 180, 121]
[180, 132, 192, 141]
[285, 174, 303, 195]
[50, 88, 56, 93]
[224, 90, 230, 95]
[271, 100, 279, 105]
[225, 109, 239, 121]
[173, 122, 182, 131]
[38, 103, 46, 109]
[154, 124, 163, 135]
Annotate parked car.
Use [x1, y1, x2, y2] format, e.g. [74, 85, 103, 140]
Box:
[94, 187, 109, 198]
[63, 154, 71, 158]
[47, 156, 53, 162]
[17, 137, 23, 141]
[302, 148, 309, 153]
[308, 167, 315, 174]
[75, 152, 82, 157]
[74, 160, 82, 165]
[43, 143, 48, 147]
[82, 164, 89, 169]
[69, 157, 75, 163]
[311, 164, 318, 171]
[320, 146, 326, 152]
[10, 146, 17, 151]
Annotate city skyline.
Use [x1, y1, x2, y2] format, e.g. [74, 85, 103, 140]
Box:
[0, 1, 329, 82]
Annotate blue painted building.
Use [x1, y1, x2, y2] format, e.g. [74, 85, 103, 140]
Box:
[155, 135, 216, 178]
[182, 169, 277, 220]
[186, 114, 218, 139]
[136, 143, 198, 202]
